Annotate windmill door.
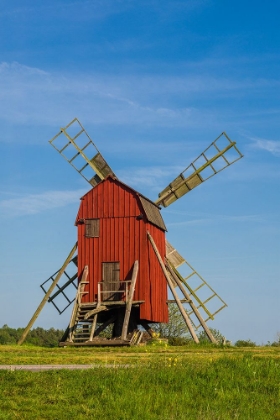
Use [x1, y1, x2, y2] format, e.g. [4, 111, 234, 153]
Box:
[102, 262, 120, 301]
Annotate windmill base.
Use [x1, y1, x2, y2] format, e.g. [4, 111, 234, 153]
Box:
[60, 261, 156, 346]
[61, 301, 151, 346]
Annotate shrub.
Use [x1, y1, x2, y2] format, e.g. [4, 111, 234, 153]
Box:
[235, 339, 256, 347]
[168, 336, 192, 346]
[198, 328, 225, 344]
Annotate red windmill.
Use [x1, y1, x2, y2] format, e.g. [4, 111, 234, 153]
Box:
[18, 118, 243, 346]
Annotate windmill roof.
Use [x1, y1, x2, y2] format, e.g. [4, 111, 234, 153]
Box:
[78, 175, 167, 231]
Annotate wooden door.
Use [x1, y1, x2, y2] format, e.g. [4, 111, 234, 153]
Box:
[102, 262, 120, 301]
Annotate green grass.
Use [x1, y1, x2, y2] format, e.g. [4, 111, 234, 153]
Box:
[0, 346, 280, 419]
[1, 343, 280, 365]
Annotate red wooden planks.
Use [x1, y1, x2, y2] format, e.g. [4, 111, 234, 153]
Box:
[76, 177, 168, 323]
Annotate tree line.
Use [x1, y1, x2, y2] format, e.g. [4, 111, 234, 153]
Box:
[1, 303, 279, 347]
[0, 325, 65, 347]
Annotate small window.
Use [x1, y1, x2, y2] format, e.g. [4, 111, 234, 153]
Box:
[85, 219, 100, 238]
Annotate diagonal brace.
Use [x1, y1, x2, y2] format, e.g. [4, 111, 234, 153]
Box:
[17, 243, 77, 345]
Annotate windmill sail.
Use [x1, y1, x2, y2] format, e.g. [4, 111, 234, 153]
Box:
[165, 240, 227, 329]
[40, 254, 79, 314]
[49, 118, 116, 187]
[155, 132, 243, 207]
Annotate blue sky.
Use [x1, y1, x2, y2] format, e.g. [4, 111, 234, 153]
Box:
[0, 0, 279, 344]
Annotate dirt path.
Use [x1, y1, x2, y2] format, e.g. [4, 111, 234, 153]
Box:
[0, 364, 130, 371]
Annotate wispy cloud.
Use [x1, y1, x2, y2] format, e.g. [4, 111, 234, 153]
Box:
[0, 62, 198, 129]
[0, 62, 279, 138]
[168, 213, 264, 227]
[0, 189, 87, 218]
[248, 135, 280, 157]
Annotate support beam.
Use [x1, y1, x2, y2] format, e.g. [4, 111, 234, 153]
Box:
[18, 243, 77, 345]
[48, 272, 78, 302]
[140, 321, 156, 338]
[166, 261, 217, 343]
[60, 326, 69, 343]
[84, 305, 108, 319]
[147, 232, 199, 344]
[88, 303, 100, 341]
[93, 316, 116, 337]
[121, 261, 139, 340]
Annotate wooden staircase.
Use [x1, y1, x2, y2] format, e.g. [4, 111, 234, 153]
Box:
[65, 303, 144, 346]
[70, 305, 96, 344]
[60, 263, 144, 346]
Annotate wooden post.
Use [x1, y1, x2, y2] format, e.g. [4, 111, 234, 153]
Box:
[147, 232, 199, 344]
[121, 261, 139, 340]
[17, 243, 77, 345]
[97, 282, 101, 305]
[166, 261, 217, 343]
[125, 281, 128, 302]
[88, 283, 101, 342]
[68, 299, 78, 343]
[88, 311, 99, 341]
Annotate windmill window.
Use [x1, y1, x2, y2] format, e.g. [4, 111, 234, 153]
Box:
[85, 219, 100, 238]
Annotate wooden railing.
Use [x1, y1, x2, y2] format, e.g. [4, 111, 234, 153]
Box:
[97, 280, 132, 304]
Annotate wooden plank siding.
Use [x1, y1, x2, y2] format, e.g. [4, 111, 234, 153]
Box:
[75, 177, 168, 323]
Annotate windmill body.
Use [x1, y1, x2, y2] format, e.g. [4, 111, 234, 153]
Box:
[18, 118, 243, 346]
[76, 176, 168, 328]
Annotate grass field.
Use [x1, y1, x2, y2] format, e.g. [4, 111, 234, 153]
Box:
[0, 345, 279, 419]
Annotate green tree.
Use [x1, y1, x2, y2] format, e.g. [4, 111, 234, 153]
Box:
[198, 328, 225, 344]
[271, 331, 280, 347]
[153, 304, 191, 339]
[0, 325, 65, 347]
[152, 304, 225, 345]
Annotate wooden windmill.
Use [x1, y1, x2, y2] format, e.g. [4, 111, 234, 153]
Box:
[18, 118, 243, 346]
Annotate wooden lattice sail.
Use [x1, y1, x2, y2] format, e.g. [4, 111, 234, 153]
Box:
[49, 118, 116, 186]
[165, 240, 227, 329]
[155, 132, 243, 207]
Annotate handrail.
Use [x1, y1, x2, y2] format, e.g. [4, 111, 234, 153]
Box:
[97, 280, 132, 303]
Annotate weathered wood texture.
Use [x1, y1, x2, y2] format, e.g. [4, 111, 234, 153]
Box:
[102, 262, 120, 301]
